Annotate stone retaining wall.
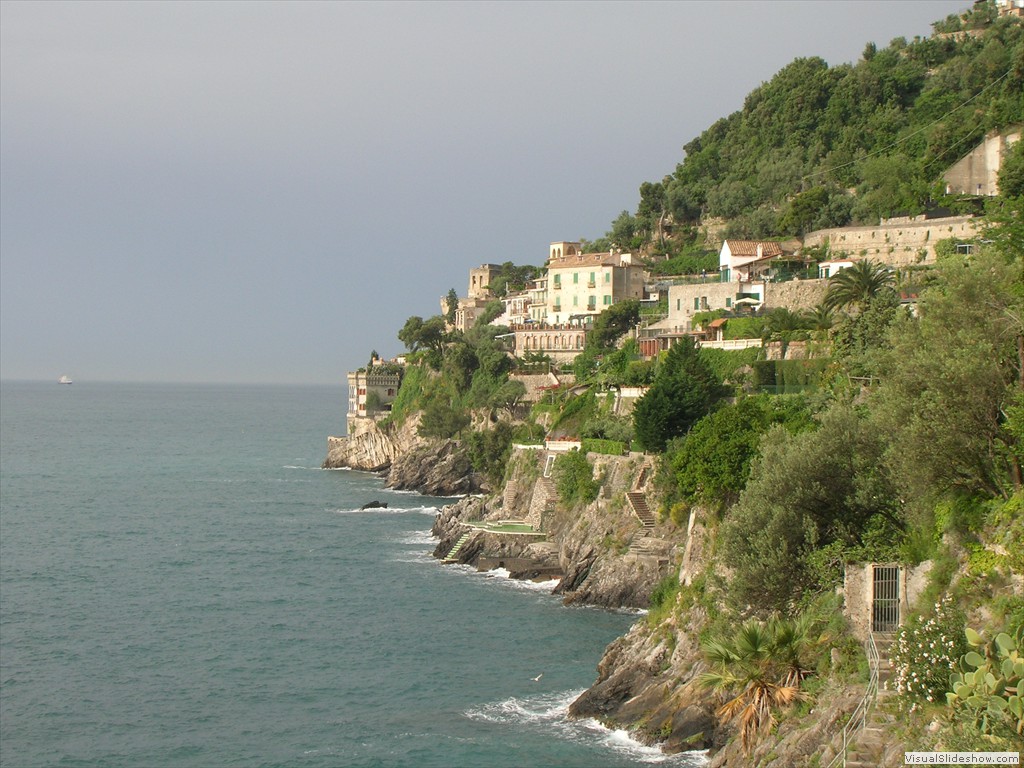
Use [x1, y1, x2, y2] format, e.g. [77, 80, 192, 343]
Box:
[803, 216, 980, 265]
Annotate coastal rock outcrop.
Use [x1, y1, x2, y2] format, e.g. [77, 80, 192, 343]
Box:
[323, 417, 408, 472]
[431, 447, 677, 609]
[324, 414, 483, 495]
[568, 613, 719, 754]
[387, 439, 483, 496]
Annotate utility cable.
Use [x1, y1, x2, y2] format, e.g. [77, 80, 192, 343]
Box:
[801, 66, 1012, 182]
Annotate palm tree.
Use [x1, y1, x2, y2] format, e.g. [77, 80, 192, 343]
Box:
[761, 307, 810, 342]
[802, 303, 835, 334]
[823, 260, 896, 311]
[699, 618, 815, 752]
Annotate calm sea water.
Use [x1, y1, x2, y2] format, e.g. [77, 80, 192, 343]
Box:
[0, 382, 704, 768]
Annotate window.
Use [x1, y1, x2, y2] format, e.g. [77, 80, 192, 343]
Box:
[573, 272, 578, 284]
[573, 295, 578, 306]
[676, 299, 681, 311]
[693, 297, 699, 310]
[604, 271, 611, 283]
[603, 295, 612, 305]
[725, 298, 732, 308]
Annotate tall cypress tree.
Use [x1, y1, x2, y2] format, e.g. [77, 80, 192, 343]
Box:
[632, 337, 721, 452]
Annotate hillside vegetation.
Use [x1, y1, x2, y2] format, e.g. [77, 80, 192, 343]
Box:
[588, 2, 1022, 258]
[371, 3, 1024, 760]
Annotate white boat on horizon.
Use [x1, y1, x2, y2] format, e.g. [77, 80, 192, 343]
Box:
[58, 375, 73, 385]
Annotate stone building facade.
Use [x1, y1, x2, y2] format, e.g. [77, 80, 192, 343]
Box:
[346, 365, 402, 433]
[545, 244, 646, 326]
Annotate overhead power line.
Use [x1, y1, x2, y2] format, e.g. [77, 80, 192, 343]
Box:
[801, 67, 1012, 183]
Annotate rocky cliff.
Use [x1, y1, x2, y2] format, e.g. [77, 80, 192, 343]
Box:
[323, 413, 486, 496]
[429, 450, 872, 763]
[431, 447, 677, 609]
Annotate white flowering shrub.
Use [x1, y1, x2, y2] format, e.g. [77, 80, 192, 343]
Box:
[890, 597, 968, 704]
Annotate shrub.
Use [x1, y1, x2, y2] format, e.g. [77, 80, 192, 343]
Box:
[648, 572, 682, 626]
[581, 438, 626, 456]
[891, 596, 968, 705]
[553, 450, 600, 506]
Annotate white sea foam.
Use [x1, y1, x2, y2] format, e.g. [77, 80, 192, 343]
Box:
[465, 690, 708, 765]
[481, 568, 561, 593]
[330, 505, 439, 516]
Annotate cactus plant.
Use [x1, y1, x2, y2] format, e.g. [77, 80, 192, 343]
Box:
[946, 623, 1024, 735]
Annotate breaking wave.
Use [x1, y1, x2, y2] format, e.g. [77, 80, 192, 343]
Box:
[466, 690, 708, 765]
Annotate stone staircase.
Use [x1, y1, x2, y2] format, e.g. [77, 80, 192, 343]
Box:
[829, 632, 896, 768]
[627, 536, 670, 564]
[626, 492, 656, 529]
[525, 475, 558, 530]
[441, 531, 473, 563]
[502, 479, 519, 512]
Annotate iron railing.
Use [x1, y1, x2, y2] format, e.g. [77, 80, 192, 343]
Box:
[825, 631, 880, 768]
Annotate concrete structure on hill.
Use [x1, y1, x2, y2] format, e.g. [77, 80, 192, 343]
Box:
[995, 0, 1024, 20]
[509, 323, 588, 363]
[942, 125, 1021, 198]
[443, 264, 504, 333]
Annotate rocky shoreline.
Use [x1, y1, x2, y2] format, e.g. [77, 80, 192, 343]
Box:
[324, 420, 873, 763]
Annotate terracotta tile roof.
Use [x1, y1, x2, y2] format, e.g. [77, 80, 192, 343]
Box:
[725, 240, 783, 258]
[708, 318, 728, 329]
[548, 252, 631, 270]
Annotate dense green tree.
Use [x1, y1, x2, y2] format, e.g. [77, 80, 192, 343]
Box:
[486, 262, 541, 298]
[997, 137, 1024, 199]
[589, 300, 641, 350]
[720, 405, 899, 610]
[633, 338, 721, 452]
[587, 18, 1022, 247]
[398, 315, 448, 356]
[669, 396, 812, 508]
[874, 247, 1024, 501]
[553, 449, 600, 506]
[417, 392, 470, 439]
[445, 289, 459, 324]
[831, 290, 904, 378]
[442, 341, 478, 394]
[464, 422, 514, 485]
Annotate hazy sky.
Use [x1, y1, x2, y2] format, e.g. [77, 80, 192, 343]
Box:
[1, 0, 968, 385]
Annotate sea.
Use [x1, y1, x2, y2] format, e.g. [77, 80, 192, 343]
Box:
[0, 381, 707, 768]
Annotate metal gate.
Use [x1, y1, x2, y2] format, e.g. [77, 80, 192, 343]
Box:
[872, 565, 900, 632]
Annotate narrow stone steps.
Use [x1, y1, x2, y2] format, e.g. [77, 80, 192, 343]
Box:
[626, 492, 656, 528]
[442, 531, 472, 563]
